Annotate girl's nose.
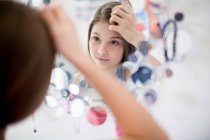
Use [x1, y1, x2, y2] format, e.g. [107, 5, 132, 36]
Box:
[98, 45, 108, 55]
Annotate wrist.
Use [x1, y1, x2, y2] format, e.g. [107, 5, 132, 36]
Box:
[132, 32, 145, 48]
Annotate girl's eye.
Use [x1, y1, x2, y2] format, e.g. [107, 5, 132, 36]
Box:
[110, 40, 120, 46]
[91, 36, 100, 42]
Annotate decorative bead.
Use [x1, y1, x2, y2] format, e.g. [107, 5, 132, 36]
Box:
[45, 95, 58, 108]
[144, 89, 157, 105]
[87, 106, 107, 126]
[132, 66, 152, 84]
[165, 68, 173, 77]
[69, 84, 80, 95]
[61, 89, 70, 98]
[71, 99, 84, 117]
[175, 12, 184, 22]
[79, 80, 88, 89]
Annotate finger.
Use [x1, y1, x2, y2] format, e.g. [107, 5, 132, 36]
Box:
[41, 6, 65, 41]
[122, 0, 132, 7]
[109, 14, 123, 25]
[48, 4, 68, 22]
[41, 6, 57, 28]
[111, 7, 126, 18]
[109, 25, 120, 33]
[112, 5, 127, 14]
[113, 4, 133, 15]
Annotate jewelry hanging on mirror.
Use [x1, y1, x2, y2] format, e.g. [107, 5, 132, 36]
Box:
[162, 19, 177, 62]
[132, 81, 158, 106]
[164, 14, 183, 57]
[71, 99, 84, 134]
[32, 113, 37, 133]
[158, 12, 184, 78]
[144, 88, 157, 105]
[72, 117, 80, 135]
[165, 67, 173, 77]
[132, 66, 153, 86]
[87, 106, 107, 126]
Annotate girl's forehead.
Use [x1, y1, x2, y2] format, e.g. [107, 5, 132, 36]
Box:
[92, 21, 122, 38]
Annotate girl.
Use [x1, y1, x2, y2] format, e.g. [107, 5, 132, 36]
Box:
[0, 1, 55, 140]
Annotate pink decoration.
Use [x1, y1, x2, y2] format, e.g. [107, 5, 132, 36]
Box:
[115, 122, 123, 137]
[87, 106, 107, 126]
[136, 23, 145, 32]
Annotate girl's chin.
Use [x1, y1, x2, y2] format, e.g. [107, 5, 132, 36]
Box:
[94, 62, 108, 69]
[96, 65, 109, 70]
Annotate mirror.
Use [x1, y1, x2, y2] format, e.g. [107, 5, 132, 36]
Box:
[42, 1, 156, 138]
[43, 0, 185, 139]
[45, 0, 153, 116]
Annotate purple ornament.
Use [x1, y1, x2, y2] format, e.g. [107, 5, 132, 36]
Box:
[144, 89, 157, 105]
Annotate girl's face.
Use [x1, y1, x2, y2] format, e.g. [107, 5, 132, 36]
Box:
[89, 21, 124, 74]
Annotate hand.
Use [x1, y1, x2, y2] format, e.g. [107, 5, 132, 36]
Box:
[41, 5, 82, 60]
[109, 0, 145, 48]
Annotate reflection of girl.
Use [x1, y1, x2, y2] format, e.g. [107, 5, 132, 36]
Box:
[87, 1, 138, 80]
[75, 1, 161, 83]
[41, 4, 168, 140]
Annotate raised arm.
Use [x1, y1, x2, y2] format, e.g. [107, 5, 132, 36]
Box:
[109, 1, 144, 49]
[41, 5, 168, 140]
[109, 1, 162, 69]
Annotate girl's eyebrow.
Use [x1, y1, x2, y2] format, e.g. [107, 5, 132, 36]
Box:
[91, 32, 100, 36]
[91, 32, 123, 40]
[111, 36, 124, 40]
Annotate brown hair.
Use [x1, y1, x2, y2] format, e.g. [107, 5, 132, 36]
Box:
[0, 1, 55, 127]
[87, 1, 136, 63]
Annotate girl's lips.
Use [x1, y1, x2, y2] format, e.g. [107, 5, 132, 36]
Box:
[96, 57, 109, 62]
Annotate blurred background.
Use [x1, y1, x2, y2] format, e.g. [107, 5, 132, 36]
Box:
[6, 0, 210, 140]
